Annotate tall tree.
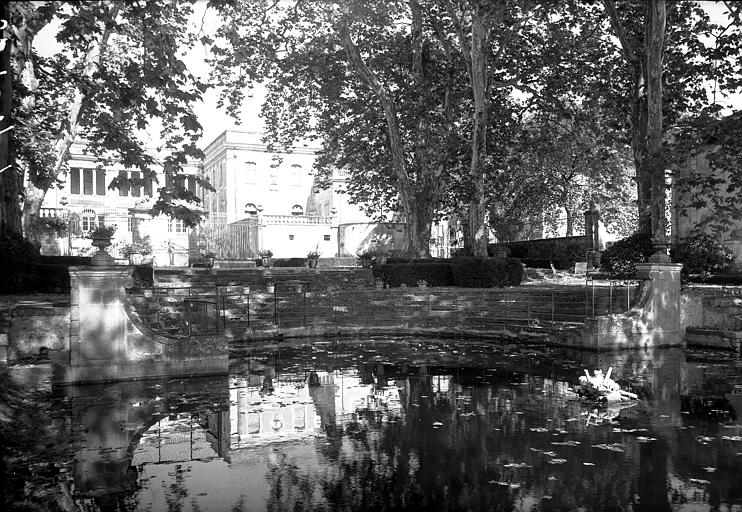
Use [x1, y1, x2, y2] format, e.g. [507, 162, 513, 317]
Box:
[208, 0, 470, 256]
[9, 1, 212, 247]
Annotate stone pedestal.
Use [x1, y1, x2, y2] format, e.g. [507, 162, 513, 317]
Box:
[54, 266, 227, 384]
[582, 262, 684, 349]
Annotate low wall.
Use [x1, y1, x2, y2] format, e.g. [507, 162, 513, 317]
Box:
[8, 304, 70, 361]
[680, 285, 742, 350]
[52, 266, 227, 384]
[154, 267, 376, 292]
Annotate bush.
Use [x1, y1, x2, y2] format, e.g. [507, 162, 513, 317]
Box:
[492, 238, 587, 270]
[670, 234, 735, 275]
[450, 257, 523, 287]
[374, 263, 454, 287]
[600, 232, 654, 275]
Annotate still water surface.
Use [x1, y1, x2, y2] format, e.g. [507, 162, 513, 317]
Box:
[7, 338, 742, 511]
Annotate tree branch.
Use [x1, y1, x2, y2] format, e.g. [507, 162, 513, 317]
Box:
[601, 0, 638, 63]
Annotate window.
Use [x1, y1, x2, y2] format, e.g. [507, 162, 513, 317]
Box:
[168, 219, 186, 233]
[83, 169, 93, 195]
[291, 204, 304, 216]
[95, 169, 106, 195]
[118, 171, 129, 196]
[144, 177, 153, 197]
[291, 164, 302, 187]
[97, 215, 106, 227]
[289, 234, 294, 240]
[70, 168, 80, 194]
[187, 175, 196, 195]
[245, 162, 257, 184]
[324, 235, 331, 241]
[81, 209, 96, 232]
[131, 171, 141, 197]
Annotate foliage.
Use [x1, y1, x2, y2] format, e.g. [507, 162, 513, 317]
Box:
[307, 250, 321, 259]
[0, 233, 39, 293]
[33, 216, 68, 237]
[122, 239, 153, 256]
[8, 1, 214, 243]
[670, 234, 735, 276]
[86, 224, 117, 239]
[258, 249, 273, 258]
[600, 231, 654, 275]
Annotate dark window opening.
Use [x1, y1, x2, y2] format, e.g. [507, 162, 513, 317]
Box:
[83, 169, 93, 195]
[70, 169, 80, 194]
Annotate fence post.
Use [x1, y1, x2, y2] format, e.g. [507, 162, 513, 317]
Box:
[303, 288, 307, 327]
[247, 292, 250, 327]
[609, 281, 613, 315]
[274, 290, 278, 326]
[551, 293, 555, 323]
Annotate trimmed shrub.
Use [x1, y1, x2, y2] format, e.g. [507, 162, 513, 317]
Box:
[670, 234, 735, 275]
[601, 232, 654, 275]
[491, 238, 587, 270]
[450, 257, 523, 287]
[374, 263, 454, 287]
[272, 258, 308, 267]
[0, 233, 38, 294]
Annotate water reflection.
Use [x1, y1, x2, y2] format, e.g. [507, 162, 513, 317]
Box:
[10, 339, 742, 511]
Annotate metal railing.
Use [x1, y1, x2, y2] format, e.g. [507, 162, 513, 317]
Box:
[129, 282, 646, 338]
[585, 275, 644, 318]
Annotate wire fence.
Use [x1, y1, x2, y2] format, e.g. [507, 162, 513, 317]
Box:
[129, 281, 644, 338]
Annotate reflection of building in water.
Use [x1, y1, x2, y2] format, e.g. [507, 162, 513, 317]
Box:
[229, 377, 322, 448]
[132, 414, 221, 465]
[308, 370, 402, 426]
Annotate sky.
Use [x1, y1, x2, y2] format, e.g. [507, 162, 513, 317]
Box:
[34, 0, 741, 151]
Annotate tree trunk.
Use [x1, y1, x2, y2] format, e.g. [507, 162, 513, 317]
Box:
[468, 7, 489, 257]
[19, 2, 122, 243]
[0, 1, 22, 239]
[565, 208, 574, 237]
[631, 61, 652, 235]
[339, 14, 436, 258]
[645, 0, 667, 253]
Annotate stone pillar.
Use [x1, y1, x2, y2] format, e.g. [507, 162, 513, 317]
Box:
[635, 262, 684, 340]
[582, 262, 684, 349]
[56, 266, 228, 384]
[67, 267, 134, 368]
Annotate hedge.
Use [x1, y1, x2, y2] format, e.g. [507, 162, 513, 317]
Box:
[374, 257, 523, 288]
[374, 263, 454, 287]
[451, 257, 524, 287]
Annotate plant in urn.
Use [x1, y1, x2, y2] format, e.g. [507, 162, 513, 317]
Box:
[87, 225, 117, 266]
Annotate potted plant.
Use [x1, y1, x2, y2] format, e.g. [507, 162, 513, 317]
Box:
[202, 250, 217, 269]
[86, 225, 117, 265]
[417, 279, 428, 289]
[265, 281, 275, 293]
[367, 246, 390, 265]
[357, 250, 373, 268]
[307, 247, 321, 269]
[258, 249, 274, 268]
[122, 239, 153, 265]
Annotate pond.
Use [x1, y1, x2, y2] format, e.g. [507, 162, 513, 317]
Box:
[4, 338, 742, 511]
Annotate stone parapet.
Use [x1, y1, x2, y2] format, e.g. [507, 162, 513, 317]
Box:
[54, 266, 227, 384]
[582, 263, 684, 349]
